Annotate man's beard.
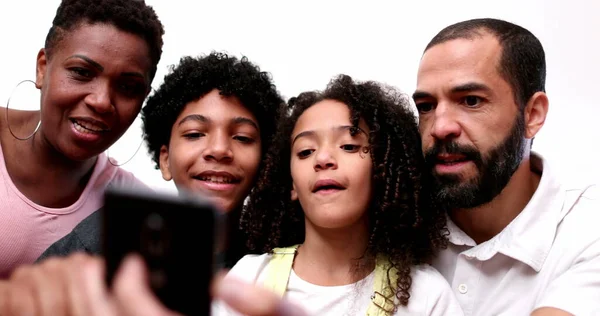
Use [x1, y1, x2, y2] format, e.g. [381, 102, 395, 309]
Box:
[423, 115, 527, 210]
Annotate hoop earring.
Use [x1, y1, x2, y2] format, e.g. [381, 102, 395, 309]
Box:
[5, 80, 41, 141]
[106, 113, 145, 167]
[107, 140, 144, 167]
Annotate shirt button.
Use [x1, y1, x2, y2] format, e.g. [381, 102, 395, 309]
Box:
[458, 284, 468, 294]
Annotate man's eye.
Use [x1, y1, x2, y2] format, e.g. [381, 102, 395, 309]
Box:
[463, 96, 482, 107]
[416, 102, 434, 113]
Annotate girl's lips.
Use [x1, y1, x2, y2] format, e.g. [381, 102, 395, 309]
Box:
[312, 179, 346, 192]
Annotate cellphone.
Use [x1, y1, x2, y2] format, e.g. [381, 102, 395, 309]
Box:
[102, 187, 224, 316]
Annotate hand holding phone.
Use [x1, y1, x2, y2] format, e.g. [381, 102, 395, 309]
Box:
[103, 187, 223, 316]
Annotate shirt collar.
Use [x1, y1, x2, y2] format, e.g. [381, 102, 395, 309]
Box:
[446, 152, 567, 272]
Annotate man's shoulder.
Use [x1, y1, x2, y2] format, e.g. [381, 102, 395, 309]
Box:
[560, 183, 600, 231]
[546, 183, 600, 264]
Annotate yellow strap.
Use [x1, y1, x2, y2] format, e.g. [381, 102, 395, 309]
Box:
[263, 245, 299, 297]
[264, 248, 398, 316]
[366, 254, 398, 316]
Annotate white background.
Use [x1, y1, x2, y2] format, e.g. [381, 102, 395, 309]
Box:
[1, 0, 598, 193]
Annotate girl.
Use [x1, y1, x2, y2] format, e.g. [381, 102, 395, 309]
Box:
[216, 75, 463, 315]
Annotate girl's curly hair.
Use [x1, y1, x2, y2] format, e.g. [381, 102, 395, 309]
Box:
[241, 74, 448, 307]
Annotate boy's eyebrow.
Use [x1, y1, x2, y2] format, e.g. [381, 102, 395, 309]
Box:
[232, 117, 259, 131]
[177, 115, 259, 132]
[178, 114, 209, 126]
[291, 125, 366, 146]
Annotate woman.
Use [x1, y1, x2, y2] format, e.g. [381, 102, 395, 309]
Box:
[0, 52, 286, 315]
[0, 0, 164, 277]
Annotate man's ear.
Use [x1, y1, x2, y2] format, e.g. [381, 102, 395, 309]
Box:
[523, 91, 549, 139]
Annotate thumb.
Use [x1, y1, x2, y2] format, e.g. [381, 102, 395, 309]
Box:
[112, 254, 181, 316]
[212, 273, 309, 316]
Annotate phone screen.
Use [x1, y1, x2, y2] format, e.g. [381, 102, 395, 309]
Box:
[103, 187, 223, 315]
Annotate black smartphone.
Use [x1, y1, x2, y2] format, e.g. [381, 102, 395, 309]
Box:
[102, 187, 224, 316]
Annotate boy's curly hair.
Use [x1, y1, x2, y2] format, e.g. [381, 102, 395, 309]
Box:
[45, 0, 164, 79]
[241, 74, 448, 307]
[142, 52, 285, 171]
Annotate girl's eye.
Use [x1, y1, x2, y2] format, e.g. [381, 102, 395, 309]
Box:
[341, 144, 361, 153]
[297, 149, 314, 159]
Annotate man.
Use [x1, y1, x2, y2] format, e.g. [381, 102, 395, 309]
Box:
[413, 18, 600, 315]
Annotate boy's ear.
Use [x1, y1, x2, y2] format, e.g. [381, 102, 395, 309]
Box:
[159, 145, 172, 181]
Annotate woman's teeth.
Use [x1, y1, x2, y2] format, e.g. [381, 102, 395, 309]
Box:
[73, 120, 106, 133]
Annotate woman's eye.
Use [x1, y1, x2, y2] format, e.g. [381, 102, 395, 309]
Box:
[119, 82, 146, 97]
[69, 67, 94, 79]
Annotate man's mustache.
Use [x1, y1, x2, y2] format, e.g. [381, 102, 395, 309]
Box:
[423, 141, 483, 169]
